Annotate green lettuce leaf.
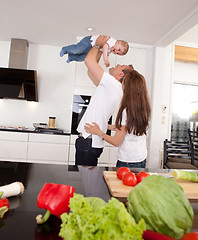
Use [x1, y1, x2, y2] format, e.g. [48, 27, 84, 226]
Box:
[59, 193, 145, 240]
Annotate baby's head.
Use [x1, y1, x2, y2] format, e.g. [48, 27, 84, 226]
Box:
[111, 40, 129, 56]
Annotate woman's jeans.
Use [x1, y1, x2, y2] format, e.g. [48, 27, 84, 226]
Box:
[116, 159, 146, 168]
[75, 136, 103, 166]
[60, 36, 92, 62]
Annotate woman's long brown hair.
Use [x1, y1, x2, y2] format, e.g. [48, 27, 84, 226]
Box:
[115, 70, 151, 136]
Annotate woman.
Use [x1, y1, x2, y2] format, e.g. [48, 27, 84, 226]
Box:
[84, 70, 151, 168]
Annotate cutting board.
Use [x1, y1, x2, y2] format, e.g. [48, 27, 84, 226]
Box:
[103, 171, 198, 200]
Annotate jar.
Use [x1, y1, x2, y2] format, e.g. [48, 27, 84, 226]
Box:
[49, 117, 56, 129]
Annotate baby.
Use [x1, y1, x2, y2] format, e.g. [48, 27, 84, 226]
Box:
[60, 35, 129, 67]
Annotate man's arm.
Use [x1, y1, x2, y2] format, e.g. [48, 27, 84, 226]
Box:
[87, 50, 103, 86]
[84, 35, 110, 86]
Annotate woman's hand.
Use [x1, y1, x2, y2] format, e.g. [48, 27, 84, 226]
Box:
[84, 122, 103, 136]
[108, 124, 116, 131]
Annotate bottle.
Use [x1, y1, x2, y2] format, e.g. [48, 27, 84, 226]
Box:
[49, 117, 56, 129]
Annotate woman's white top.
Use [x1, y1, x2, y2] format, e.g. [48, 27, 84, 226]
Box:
[117, 109, 147, 162]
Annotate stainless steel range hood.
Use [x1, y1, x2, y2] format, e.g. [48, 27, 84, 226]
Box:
[0, 38, 38, 101]
[9, 38, 29, 98]
[9, 38, 29, 69]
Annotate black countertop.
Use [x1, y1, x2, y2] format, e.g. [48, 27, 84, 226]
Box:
[0, 128, 71, 135]
[0, 162, 197, 240]
[0, 162, 112, 240]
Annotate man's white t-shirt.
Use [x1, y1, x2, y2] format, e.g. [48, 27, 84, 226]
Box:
[90, 35, 116, 54]
[117, 109, 147, 162]
[77, 72, 122, 148]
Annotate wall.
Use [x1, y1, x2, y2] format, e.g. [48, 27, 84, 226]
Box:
[1, 39, 173, 168]
[147, 44, 174, 168]
[0, 41, 76, 132]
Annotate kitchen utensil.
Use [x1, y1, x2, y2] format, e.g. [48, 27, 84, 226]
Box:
[33, 123, 47, 129]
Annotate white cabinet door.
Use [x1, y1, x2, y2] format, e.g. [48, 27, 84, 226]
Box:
[27, 142, 69, 164]
[0, 132, 28, 162]
[109, 147, 118, 167]
[68, 144, 75, 165]
[75, 54, 116, 90]
[28, 133, 70, 144]
[116, 46, 153, 97]
[98, 147, 110, 166]
[27, 133, 70, 164]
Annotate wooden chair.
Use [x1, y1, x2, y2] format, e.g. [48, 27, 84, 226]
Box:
[188, 129, 198, 168]
[163, 139, 197, 169]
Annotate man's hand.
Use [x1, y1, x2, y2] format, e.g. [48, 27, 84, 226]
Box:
[95, 35, 110, 48]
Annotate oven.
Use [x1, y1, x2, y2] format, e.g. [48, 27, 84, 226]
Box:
[71, 94, 112, 135]
[71, 95, 91, 135]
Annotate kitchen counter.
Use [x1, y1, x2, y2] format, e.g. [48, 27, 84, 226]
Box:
[0, 127, 71, 135]
[0, 162, 197, 239]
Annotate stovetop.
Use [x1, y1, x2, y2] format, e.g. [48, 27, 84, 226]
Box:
[34, 127, 64, 134]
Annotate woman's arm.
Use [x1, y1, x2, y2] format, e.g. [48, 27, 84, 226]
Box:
[84, 122, 126, 147]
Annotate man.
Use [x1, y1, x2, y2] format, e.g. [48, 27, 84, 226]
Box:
[75, 35, 133, 166]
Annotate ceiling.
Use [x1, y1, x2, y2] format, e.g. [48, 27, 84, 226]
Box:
[1, 0, 198, 47]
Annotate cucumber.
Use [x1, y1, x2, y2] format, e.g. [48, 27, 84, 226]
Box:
[172, 170, 198, 182]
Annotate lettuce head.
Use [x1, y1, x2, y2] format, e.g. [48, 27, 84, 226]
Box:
[127, 175, 194, 239]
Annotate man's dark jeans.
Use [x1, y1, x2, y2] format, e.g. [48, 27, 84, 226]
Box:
[75, 136, 103, 166]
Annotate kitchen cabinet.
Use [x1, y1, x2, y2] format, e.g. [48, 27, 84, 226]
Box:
[0, 131, 28, 162]
[75, 54, 116, 91]
[109, 146, 118, 167]
[0, 130, 117, 166]
[0, 130, 70, 164]
[116, 46, 153, 97]
[27, 133, 70, 164]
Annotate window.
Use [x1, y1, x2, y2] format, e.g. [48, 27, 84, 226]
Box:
[171, 83, 198, 142]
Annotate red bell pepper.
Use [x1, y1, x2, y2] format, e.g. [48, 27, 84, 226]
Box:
[36, 183, 75, 224]
[0, 191, 9, 218]
[143, 229, 176, 240]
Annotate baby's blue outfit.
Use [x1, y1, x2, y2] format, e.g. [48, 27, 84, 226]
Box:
[60, 36, 92, 63]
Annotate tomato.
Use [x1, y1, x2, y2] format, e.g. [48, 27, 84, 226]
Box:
[122, 172, 137, 186]
[136, 171, 150, 183]
[116, 167, 130, 180]
[180, 232, 198, 240]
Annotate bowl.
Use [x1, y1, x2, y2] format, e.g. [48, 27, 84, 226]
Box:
[33, 123, 48, 129]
